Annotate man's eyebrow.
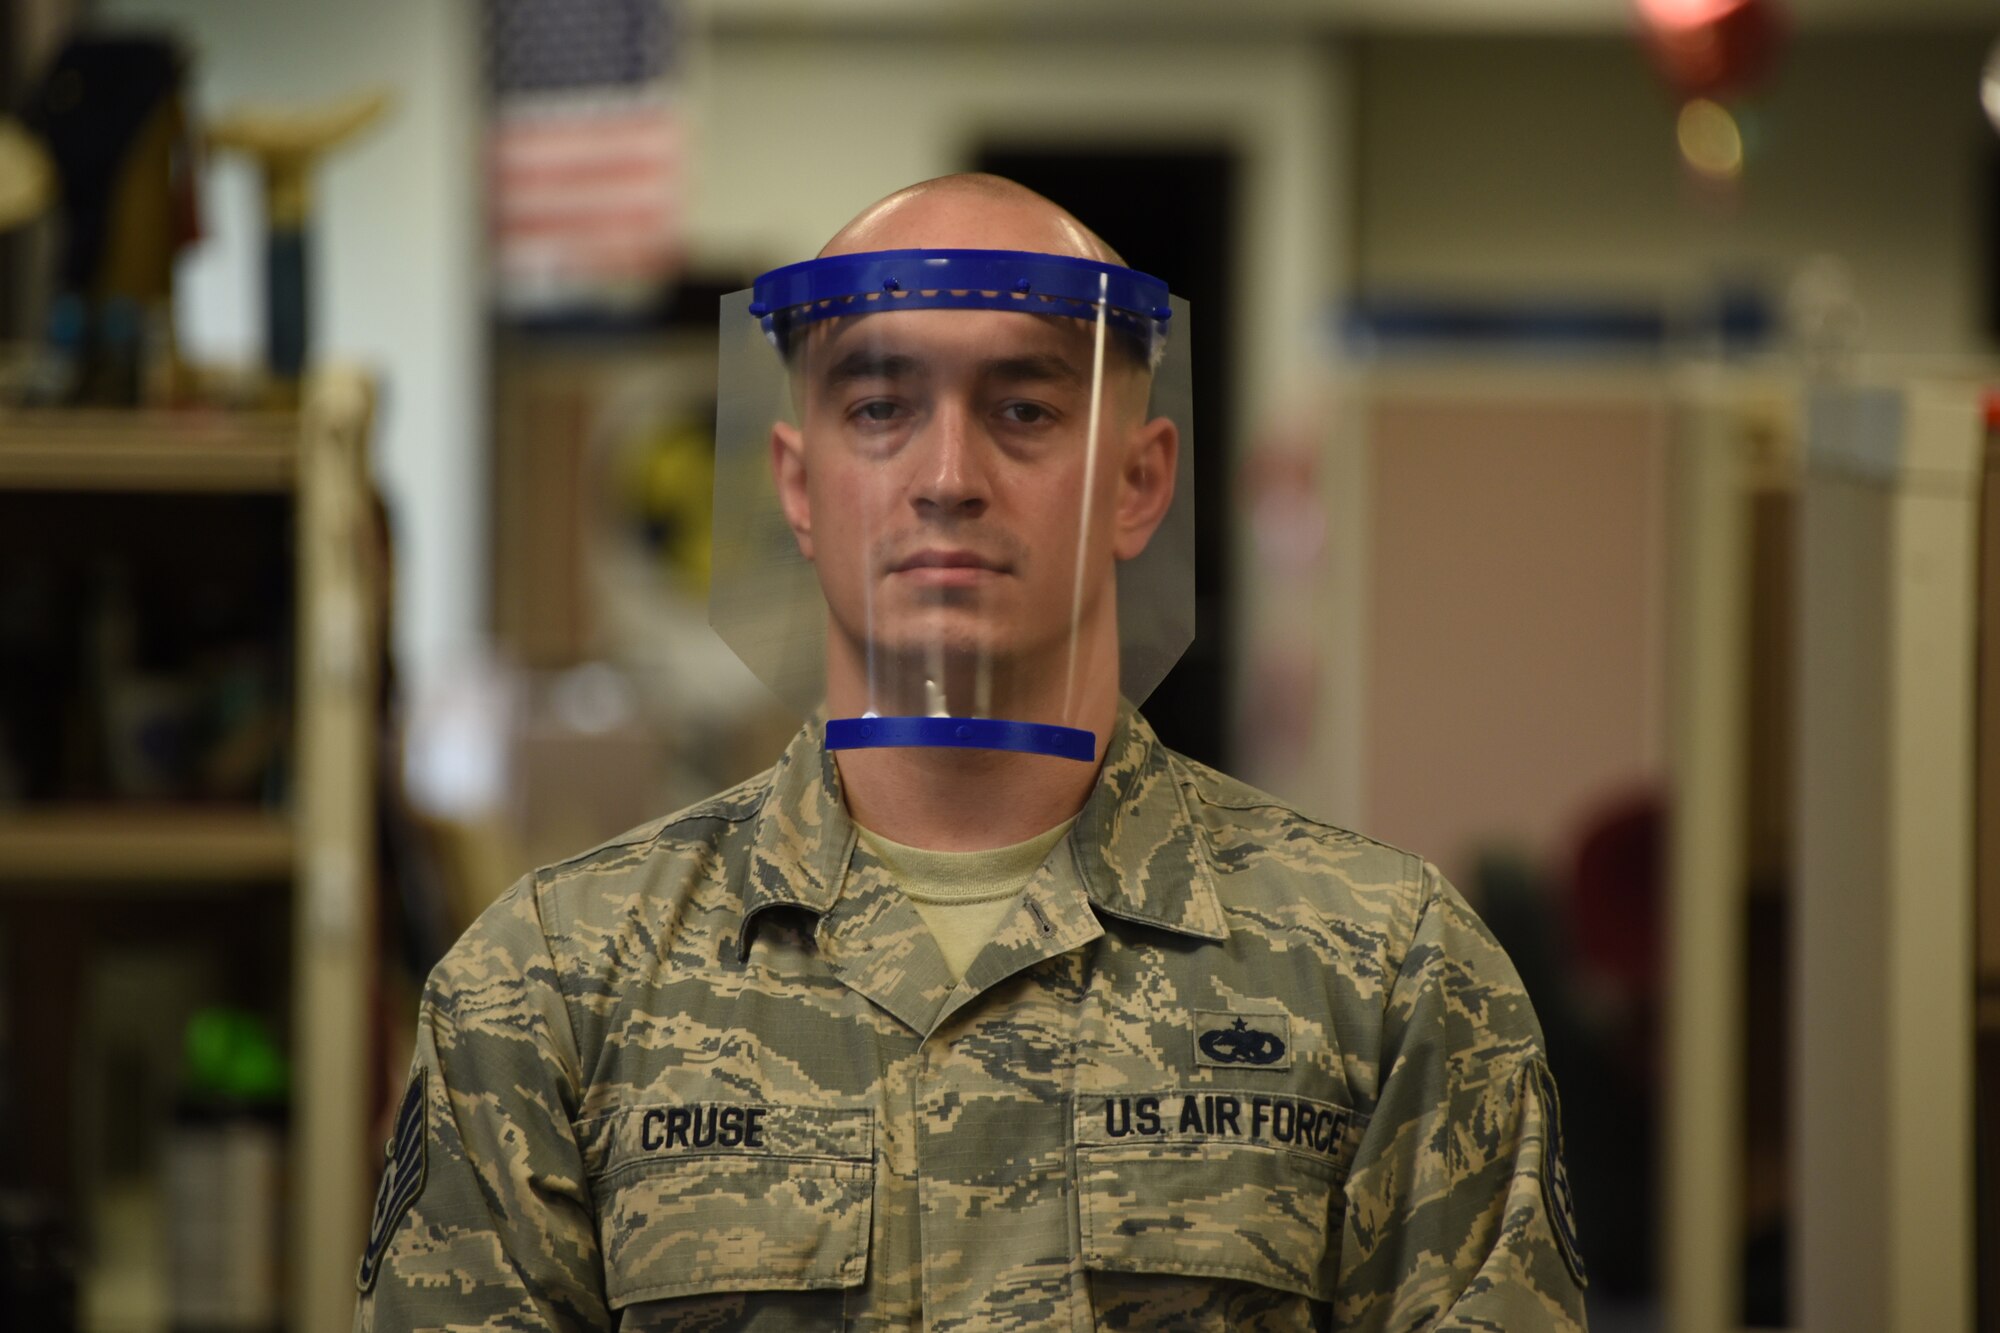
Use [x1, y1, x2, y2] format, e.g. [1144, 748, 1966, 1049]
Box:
[984, 353, 1083, 386]
[814, 348, 1086, 387]
[820, 349, 922, 385]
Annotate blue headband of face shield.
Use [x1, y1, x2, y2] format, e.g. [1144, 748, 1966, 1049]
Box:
[750, 248, 1172, 368]
[746, 248, 1174, 762]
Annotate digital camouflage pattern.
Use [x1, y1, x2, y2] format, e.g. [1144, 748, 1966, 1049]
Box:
[355, 708, 1587, 1331]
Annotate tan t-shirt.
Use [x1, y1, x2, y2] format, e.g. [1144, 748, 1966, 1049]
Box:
[854, 817, 1079, 981]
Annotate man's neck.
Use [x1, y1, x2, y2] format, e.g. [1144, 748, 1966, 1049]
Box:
[831, 687, 1117, 851]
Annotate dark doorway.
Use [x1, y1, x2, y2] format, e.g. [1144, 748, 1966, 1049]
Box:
[974, 146, 1238, 770]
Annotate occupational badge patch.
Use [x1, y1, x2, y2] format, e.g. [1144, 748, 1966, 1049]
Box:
[356, 1065, 427, 1293]
[1193, 1010, 1290, 1069]
[1530, 1058, 1588, 1290]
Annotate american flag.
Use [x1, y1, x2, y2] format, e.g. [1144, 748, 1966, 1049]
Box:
[485, 0, 686, 315]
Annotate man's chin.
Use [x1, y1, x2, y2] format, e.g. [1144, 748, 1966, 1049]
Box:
[863, 605, 1012, 653]
[865, 635, 1011, 670]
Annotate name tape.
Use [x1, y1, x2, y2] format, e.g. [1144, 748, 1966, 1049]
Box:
[640, 1103, 768, 1152]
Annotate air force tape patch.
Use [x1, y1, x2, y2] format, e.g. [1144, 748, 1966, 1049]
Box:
[1530, 1058, 1588, 1290]
[356, 1066, 427, 1293]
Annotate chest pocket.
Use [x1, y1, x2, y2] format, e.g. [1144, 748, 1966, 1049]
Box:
[582, 1101, 874, 1323]
[1073, 1091, 1366, 1330]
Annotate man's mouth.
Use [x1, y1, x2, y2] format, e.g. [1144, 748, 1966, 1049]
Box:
[888, 548, 1011, 585]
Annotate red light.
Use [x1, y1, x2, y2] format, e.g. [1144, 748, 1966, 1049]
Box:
[1636, 0, 1787, 103]
[1636, 0, 1746, 31]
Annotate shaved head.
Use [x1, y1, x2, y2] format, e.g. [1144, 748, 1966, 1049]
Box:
[820, 173, 1124, 264]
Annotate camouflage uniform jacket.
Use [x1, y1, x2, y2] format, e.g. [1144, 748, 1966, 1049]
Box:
[355, 708, 1588, 1331]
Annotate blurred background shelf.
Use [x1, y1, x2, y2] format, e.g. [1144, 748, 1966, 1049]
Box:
[0, 369, 380, 1333]
[0, 806, 294, 885]
[0, 408, 297, 492]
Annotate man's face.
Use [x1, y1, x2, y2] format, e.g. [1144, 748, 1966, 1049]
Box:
[771, 304, 1169, 706]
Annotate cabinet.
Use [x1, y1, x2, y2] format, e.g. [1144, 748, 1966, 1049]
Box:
[0, 369, 377, 1332]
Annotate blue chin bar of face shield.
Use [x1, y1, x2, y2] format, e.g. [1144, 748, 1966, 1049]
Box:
[752, 249, 1171, 764]
[823, 715, 1099, 763]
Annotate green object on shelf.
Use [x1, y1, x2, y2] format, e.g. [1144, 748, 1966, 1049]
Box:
[183, 1005, 289, 1102]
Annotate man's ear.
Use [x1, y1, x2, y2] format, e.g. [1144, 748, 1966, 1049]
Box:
[1111, 416, 1179, 561]
[770, 421, 815, 560]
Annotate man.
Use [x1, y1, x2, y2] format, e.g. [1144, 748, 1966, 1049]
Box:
[355, 174, 1588, 1331]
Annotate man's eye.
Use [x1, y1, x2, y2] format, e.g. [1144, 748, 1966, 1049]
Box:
[852, 401, 903, 423]
[999, 402, 1054, 425]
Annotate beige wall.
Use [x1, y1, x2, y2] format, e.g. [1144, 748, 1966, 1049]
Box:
[1359, 386, 1669, 888]
[1354, 33, 1997, 359]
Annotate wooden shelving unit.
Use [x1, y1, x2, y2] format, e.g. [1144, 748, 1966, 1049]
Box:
[0, 406, 298, 492]
[0, 371, 378, 1333]
[0, 806, 295, 885]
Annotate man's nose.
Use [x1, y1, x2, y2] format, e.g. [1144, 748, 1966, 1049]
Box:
[912, 401, 989, 519]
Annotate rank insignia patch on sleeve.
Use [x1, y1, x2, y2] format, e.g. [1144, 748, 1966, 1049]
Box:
[356, 1065, 428, 1293]
[1530, 1058, 1588, 1290]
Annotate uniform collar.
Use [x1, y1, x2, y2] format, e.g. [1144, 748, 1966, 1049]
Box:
[1067, 704, 1228, 940]
[737, 705, 1227, 959]
[736, 723, 857, 958]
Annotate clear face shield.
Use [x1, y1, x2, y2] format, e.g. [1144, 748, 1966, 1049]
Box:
[711, 249, 1193, 763]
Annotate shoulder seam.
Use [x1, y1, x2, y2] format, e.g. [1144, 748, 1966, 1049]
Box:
[1404, 851, 1431, 930]
[526, 867, 590, 1099]
[1173, 754, 1418, 854]
[536, 775, 774, 877]
[1401, 853, 1437, 971]
[1371, 851, 1433, 1039]
[1167, 751, 1324, 822]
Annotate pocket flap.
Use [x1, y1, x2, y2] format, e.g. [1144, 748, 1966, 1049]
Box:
[1074, 1090, 1365, 1302]
[586, 1102, 874, 1309]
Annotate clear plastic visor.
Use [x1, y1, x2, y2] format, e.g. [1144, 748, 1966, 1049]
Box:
[710, 251, 1193, 763]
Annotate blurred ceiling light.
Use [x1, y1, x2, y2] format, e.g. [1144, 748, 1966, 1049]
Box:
[1678, 98, 1745, 181]
[1636, 0, 1740, 28]
[1637, 0, 1786, 103]
[1983, 38, 2000, 135]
